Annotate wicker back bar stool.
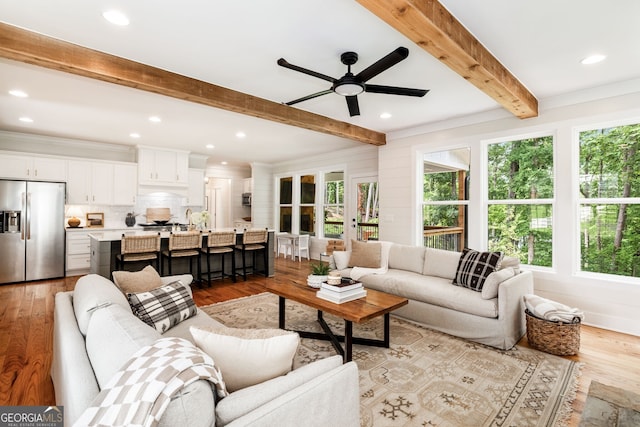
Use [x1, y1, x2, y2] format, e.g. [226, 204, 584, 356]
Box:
[200, 230, 237, 285]
[115, 233, 161, 271]
[162, 231, 202, 277]
[235, 228, 269, 281]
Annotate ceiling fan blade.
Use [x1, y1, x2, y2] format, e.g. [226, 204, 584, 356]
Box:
[365, 84, 429, 97]
[355, 47, 409, 83]
[284, 89, 333, 106]
[346, 96, 360, 117]
[277, 58, 336, 83]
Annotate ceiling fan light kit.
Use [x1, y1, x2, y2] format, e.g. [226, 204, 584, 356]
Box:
[277, 46, 428, 117]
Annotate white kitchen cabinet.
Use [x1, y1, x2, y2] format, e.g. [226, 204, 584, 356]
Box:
[137, 147, 189, 186]
[113, 163, 137, 205]
[0, 153, 67, 181]
[66, 230, 92, 274]
[67, 160, 113, 204]
[183, 169, 205, 206]
[243, 177, 253, 193]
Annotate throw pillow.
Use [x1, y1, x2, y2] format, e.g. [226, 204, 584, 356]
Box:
[127, 281, 197, 333]
[480, 267, 517, 299]
[348, 239, 381, 268]
[452, 248, 503, 291]
[332, 250, 352, 270]
[190, 326, 299, 393]
[112, 265, 163, 294]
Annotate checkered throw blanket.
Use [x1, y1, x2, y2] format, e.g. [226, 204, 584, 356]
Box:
[74, 337, 228, 427]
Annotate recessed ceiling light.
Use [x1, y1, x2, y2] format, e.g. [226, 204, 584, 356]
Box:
[236, 131, 246, 139]
[380, 112, 392, 119]
[9, 89, 28, 98]
[102, 10, 130, 26]
[581, 54, 606, 65]
[129, 132, 141, 139]
[221, 161, 228, 165]
[206, 144, 215, 149]
[148, 116, 161, 123]
[19, 116, 33, 123]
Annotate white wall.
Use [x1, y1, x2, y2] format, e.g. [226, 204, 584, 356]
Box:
[205, 164, 251, 226]
[378, 90, 640, 336]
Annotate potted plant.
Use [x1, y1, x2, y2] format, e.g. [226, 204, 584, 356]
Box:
[307, 261, 330, 288]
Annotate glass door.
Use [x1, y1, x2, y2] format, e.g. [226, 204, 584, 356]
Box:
[349, 176, 379, 241]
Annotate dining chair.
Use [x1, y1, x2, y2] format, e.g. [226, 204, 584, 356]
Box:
[295, 234, 310, 262]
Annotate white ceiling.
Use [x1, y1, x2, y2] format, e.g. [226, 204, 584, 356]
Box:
[1, 0, 639, 167]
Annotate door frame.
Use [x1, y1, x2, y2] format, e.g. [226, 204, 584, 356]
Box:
[348, 174, 378, 243]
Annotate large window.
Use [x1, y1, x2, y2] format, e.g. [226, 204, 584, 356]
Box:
[323, 171, 344, 238]
[579, 123, 640, 277]
[486, 136, 554, 266]
[299, 174, 316, 235]
[422, 148, 469, 251]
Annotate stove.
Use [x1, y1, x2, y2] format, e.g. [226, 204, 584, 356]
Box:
[137, 222, 188, 232]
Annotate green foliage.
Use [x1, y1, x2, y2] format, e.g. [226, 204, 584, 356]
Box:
[579, 124, 640, 277]
[310, 261, 330, 276]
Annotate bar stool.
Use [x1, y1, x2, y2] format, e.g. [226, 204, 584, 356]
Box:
[162, 231, 202, 277]
[235, 228, 269, 281]
[115, 233, 161, 271]
[200, 230, 237, 285]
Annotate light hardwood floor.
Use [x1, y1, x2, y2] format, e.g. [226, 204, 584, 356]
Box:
[1, 257, 638, 426]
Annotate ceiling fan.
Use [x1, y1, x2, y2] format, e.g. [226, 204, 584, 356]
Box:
[277, 47, 429, 117]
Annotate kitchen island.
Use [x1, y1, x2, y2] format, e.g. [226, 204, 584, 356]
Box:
[88, 229, 274, 280]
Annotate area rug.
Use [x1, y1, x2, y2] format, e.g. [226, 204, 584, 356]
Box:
[201, 293, 580, 427]
[579, 381, 640, 426]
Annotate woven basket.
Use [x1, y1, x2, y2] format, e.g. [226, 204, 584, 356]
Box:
[525, 309, 581, 356]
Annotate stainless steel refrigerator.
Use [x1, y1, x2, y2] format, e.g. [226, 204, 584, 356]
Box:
[0, 180, 66, 284]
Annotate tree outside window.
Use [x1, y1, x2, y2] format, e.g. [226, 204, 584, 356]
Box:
[487, 136, 554, 266]
[579, 124, 640, 277]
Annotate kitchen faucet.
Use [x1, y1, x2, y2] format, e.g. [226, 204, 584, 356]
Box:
[185, 208, 193, 226]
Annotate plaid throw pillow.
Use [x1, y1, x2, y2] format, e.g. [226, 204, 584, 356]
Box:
[128, 281, 197, 333]
[452, 248, 503, 291]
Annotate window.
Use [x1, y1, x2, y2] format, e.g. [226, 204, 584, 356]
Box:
[299, 174, 316, 235]
[323, 171, 344, 238]
[279, 177, 292, 232]
[422, 148, 469, 251]
[579, 123, 640, 277]
[486, 136, 554, 267]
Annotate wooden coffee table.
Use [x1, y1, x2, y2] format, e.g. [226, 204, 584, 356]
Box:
[266, 281, 408, 362]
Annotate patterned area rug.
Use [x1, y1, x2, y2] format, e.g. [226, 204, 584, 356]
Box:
[201, 293, 580, 427]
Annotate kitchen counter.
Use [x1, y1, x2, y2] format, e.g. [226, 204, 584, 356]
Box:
[88, 229, 275, 280]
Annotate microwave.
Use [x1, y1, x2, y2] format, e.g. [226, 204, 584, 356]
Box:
[242, 193, 252, 206]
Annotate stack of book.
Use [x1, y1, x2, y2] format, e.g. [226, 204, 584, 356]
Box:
[316, 278, 367, 304]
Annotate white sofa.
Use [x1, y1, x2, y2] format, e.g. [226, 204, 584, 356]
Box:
[51, 274, 360, 427]
[334, 244, 534, 350]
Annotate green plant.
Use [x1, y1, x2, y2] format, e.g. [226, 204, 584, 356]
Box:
[310, 261, 330, 276]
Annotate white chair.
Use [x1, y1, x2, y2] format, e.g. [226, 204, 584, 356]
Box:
[295, 234, 310, 262]
[277, 233, 294, 259]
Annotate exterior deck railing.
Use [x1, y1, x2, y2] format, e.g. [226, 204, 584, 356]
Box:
[423, 226, 464, 251]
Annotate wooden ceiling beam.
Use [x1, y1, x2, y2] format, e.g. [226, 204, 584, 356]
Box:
[0, 23, 385, 146]
[357, 0, 538, 119]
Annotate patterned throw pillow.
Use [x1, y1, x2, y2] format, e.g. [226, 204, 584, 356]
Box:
[452, 248, 503, 291]
[127, 281, 197, 333]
